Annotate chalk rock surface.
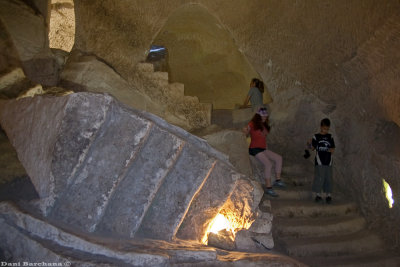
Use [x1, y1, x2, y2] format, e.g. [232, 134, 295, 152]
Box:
[0, 92, 259, 243]
[0, 202, 305, 266]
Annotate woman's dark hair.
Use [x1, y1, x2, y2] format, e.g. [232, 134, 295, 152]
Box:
[251, 78, 259, 86]
[251, 78, 264, 94]
[251, 113, 270, 132]
[258, 81, 264, 93]
[321, 118, 331, 127]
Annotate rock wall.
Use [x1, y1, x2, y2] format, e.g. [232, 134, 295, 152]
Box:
[152, 4, 268, 109]
[1, 0, 399, 251]
[0, 0, 59, 86]
[48, 0, 75, 52]
[72, 0, 399, 100]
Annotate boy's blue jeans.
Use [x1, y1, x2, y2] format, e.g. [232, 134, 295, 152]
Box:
[312, 165, 332, 194]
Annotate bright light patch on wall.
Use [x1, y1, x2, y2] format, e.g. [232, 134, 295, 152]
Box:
[49, 0, 75, 52]
[383, 179, 394, 208]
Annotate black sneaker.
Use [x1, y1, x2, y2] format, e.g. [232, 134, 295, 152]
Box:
[315, 196, 322, 203]
[326, 196, 332, 204]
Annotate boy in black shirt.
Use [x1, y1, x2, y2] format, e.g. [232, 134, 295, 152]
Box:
[311, 118, 335, 204]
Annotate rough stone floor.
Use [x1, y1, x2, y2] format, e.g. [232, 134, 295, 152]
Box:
[260, 174, 400, 266]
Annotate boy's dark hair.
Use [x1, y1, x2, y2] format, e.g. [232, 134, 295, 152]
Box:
[321, 118, 331, 127]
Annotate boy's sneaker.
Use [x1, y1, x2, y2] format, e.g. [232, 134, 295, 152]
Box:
[315, 196, 322, 203]
[326, 196, 332, 204]
[265, 188, 279, 197]
[273, 180, 286, 188]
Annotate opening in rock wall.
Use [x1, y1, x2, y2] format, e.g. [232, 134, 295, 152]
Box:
[48, 0, 75, 52]
[145, 45, 168, 72]
[151, 4, 263, 109]
[383, 178, 394, 208]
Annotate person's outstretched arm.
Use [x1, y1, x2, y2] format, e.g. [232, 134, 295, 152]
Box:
[242, 125, 250, 137]
[239, 95, 250, 109]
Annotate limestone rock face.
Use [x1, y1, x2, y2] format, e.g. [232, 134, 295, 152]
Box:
[61, 53, 211, 131]
[0, 0, 48, 62]
[0, 22, 21, 74]
[49, 0, 75, 52]
[0, 92, 260, 243]
[0, 68, 34, 99]
[60, 52, 162, 115]
[0, 203, 305, 267]
[128, 63, 212, 131]
[235, 229, 274, 252]
[152, 4, 268, 109]
[0, 0, 59, 86]
[1, 0, 399, 253]
[202, 129, 253, 177]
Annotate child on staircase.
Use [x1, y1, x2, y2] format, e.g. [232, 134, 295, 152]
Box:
[240, 78, 265, 112]
[243, 107, 286, 197]
[310, 118, 336, 204]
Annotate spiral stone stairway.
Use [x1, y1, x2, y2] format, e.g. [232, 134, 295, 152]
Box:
[0, 92, 258, 242]
[0, 93, 399, 266]
[262, 174, 400, 267]
[0, 92, 309, 266]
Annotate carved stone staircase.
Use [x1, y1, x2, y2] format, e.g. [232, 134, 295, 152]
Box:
[264, 175, 400, 266]
[60, 53, 212, 131]
[0, 92, 308, 266]
[132, 63, 212, 130]
[0, 92, 258, 243]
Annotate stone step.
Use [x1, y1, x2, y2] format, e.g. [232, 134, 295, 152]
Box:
[176, 167, 252, 242]
[134, 63, 212, 130]
[136, 62, 155, 73]
[0, 202, 305, 267]
[201, 102, 213, 125]
[270, 199, 359, 218]
[272, 183, 348, 201]
[211, 109, 235, 129]
[282, 229, 384, 257]
[134, 142, 217, 240]
[250, 157, 313, 187]
[273, 186, 313, 200]
[281, 163, 314, 181]
[168, 82, 185, 97]
[274, 215, 367, 238]
[298, 250, 400, 267]
[96, 125, 185, 238]
[0, 92, 89, 206]
[0, 202, 169, 266]
[48, 100, 153, 232]
[281, 175, 313, 187]
[184, 95, 200, 103]
[30, 235, 137, 267]
[152, 71, 169, 82]
[0, 93, 253, 243]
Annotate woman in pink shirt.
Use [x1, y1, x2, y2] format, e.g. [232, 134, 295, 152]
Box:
[243, 107, 285, 197]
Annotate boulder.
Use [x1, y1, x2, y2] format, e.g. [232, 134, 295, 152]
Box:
[202, 129, 253, 177]
[0, 92, 260, 243]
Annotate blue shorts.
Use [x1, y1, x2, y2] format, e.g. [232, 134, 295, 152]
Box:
[249, 148, 266, 156]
